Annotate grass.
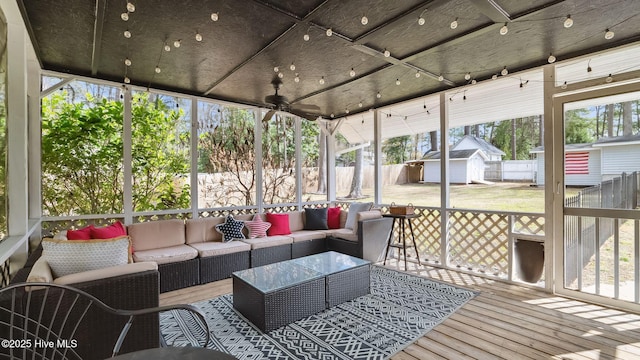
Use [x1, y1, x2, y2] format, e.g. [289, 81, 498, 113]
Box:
[327, 182, 582, 213]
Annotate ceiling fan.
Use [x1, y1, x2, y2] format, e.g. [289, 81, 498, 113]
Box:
[262, 78, 321, 122]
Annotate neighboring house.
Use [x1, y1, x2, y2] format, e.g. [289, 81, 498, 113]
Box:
[530, 134, 640, 186]
[419, 149, 489, 184]
[452, 135, 506, 161]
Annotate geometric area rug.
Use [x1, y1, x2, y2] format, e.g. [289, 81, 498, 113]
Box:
[160, 266, 478, 360]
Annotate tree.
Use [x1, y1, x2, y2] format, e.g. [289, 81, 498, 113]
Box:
[347, 147, 364, 198]
[41, 90, 191, 216]
[382, 135, 411, 164]
[622, 101, 633, 136]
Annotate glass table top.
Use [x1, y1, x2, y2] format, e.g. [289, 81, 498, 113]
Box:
[290, 251, 370, 275]
[233, 252, 370, 294]
[232, 261, 323, 294]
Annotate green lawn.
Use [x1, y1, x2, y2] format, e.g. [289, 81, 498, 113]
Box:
[332, 182, 582, 213]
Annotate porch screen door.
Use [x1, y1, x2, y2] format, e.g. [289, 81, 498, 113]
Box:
[554, 83, 640, 312]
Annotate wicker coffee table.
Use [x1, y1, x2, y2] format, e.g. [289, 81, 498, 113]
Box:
[233, 251, 370, 332]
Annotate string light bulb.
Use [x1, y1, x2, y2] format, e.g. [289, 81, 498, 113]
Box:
[319, 76, 325, 85]
[395, 78, 401, 85]
[361, 16, 369, 25]
[606, 74, 613, 83]
[450, 18, 458, 29]
[564, 15, 573, 28]
[120, 12, 129, 21]
[492, 74, 498, 80]
[349, 68, 356, 77]
[345, 108, 350, 114]
[126, 2, 135, 12]
[210, 12, 219, 21]
[604, 29, 614, 40]
[294, 74, 300, 83]
[383, 49, 390, 57]
[358, 102, 363, 107]
[415, 71, 421, 78]
[289, 63, 296, 71]
[195, 32, 203, 41]
[376, 92, 381, 99]
[499, 23, 508, 35]
[124, 58, 132, 66]
[273, 66, 279, 73]
[438, 74, 444, 82]
[124, 76, 130, 84]
[547, 53, 556, 63]
[330, 113, 334, 118]
[123, 30, 131, 38]
[173, 40, 181, 48]
[501, 66, 509, 76]
[418, 17, 425, 26]
[464, 72, 471, 80]
[164, 44, 171, 52]
[326, 28, 333, 36]
[561, 81, 568, 89]
[277, 72, 284, 79]
[303, 33, 310, 41]
[155, 66, 161, 74]
[471, 79, 477, 85]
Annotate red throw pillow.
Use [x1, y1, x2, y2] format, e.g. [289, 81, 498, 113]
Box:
[327, 207, 341, 229]
[266, 213, 291, 236]
[91, 221, 127, 239]
[67, 225, 94, 240]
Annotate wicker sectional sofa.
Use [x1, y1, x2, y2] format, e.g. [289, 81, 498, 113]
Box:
[126, 209, 393, 293]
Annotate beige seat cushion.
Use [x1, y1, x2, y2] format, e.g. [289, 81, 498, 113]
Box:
[331, 228, 358, 242]
[127, 219, 186, 251]
[132, 244, 197, 265]
[289, 230, 327, 243]
[240, 235, 293, 250]
[189, 241, 251, 258]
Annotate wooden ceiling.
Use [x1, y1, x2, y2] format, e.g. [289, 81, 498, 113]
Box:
[18, 0, 640, 119]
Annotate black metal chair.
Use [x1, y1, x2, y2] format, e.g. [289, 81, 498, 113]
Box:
[0, 282, 210, 360]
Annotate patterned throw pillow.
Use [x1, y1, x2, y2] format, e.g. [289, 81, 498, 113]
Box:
[244, 215, 271, 238]
[215, 215, 246, 242]
[42, 236, 132, 278]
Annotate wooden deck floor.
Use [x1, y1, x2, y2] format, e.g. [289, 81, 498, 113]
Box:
[160, 260, 640, 360]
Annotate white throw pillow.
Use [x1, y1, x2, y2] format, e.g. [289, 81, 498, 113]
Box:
[344, 202, 373, 230]
[42, 236, 132, 278]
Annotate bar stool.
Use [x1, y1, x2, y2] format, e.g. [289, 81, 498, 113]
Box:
[382, 213, 421, 270]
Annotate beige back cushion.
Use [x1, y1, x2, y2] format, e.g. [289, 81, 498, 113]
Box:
[340, 210, 348, 228]
[289, 211, 305, 232]
[185, 217, 224, 244]
[353, 209, 382, 234]
[127, 219, 185, 251]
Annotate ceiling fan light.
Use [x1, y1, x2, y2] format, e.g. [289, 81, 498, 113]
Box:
[120, 12, 129, 21]
[563, 15, 573, 28]
[126, 2, 135, 12]
[604, 29, 614, 40]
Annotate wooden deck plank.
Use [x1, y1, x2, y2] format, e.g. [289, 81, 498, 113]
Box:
[159, 260, 640, 360]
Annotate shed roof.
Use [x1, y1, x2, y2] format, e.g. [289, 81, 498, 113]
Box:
[453, 135, 506, 156]
[421, 149, 489, 161]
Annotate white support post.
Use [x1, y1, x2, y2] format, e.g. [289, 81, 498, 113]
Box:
[439, 93, 450, 266]
[27, 53, 42, 247]
[254, 108, 263, 213]
[544, 64, 557, 292]
[327, 123, 336, 203]
[295, 116, 303, 209]
[190, 97, 199, 219]
[122, 86, 133, 225]
[6, 19, 28, 236]
[374, 110, 382, 205]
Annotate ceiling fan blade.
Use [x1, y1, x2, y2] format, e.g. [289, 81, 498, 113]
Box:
[289, 109, 319, 121]
[291, 103, 320, 111]
[262, 109, 276, 122]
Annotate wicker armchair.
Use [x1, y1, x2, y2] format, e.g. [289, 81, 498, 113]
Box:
[0, 282, 210, 360]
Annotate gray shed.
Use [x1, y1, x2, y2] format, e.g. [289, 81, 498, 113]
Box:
[420, 149, 489, 184]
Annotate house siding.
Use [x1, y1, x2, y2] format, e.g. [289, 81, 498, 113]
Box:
[599, 144, 640, 176]
[535, 149, 601, 186]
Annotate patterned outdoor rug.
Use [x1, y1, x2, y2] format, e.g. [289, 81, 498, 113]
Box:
[160, 266, 477, 360]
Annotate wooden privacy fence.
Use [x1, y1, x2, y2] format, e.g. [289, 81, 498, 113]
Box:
[564, 171, 640, 284]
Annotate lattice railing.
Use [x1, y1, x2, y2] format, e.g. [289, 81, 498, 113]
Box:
[199, 208, 255, 218]
[134, 211, 193, 223]
[1, 259, 10, 288]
